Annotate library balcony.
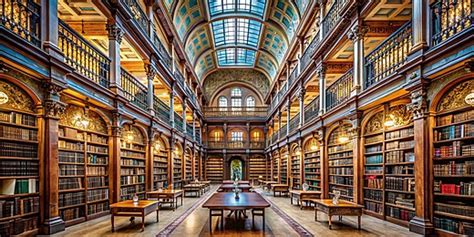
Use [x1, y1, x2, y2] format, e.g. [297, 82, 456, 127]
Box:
[206, 141, 265, 150]
[203, 107, 268, 120]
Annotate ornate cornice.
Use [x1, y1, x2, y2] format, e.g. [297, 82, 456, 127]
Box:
[407, 89, 428, 120]
[347, 25, 369, 41]
[44, 100, 66, 119]
[106, 23, 124, 44]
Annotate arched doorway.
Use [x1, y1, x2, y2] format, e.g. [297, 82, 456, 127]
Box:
[229, 157, 245, 180]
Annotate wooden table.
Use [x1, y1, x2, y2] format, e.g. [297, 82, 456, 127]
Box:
[110, 200, 160, 232]
[289, 190, 321, 209]
[191, 181, 211, 192]
[202, 192, 271, 231]
[184, 184, 205, 197]
[219, 184, 253, 192]
[146, 189, 183, 211]
[311, 199, 363, 230]
[222, 180, 251, 184]
[262, 181, 278, 191]
[271, 184, 289, 197]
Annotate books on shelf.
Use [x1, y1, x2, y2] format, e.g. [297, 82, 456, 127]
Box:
[0, 196, 39, 218]
[434, 181, 474, 195]
[59, 191, 85, 207]
[0, 160, 39, 176]
[0, 111, 36, 127]
[385, 177, 415, 192]
[434, 161, 474, 176]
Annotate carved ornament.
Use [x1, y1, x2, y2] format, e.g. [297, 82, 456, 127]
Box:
[59, 104, 108, 133]
[407, 89, 428, 120]
[0, 80, 35, 112]
[437, 80, 474, 112]
[365, 111, 383, 134]
[44, 100, 66, 119]
[106, 23, 124, 43]
[388, 105, 413, 127]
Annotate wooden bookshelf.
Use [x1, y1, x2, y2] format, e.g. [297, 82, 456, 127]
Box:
[58, 105, 110, 226]
[249, 155, 267, 181]
[290, 148, 301, 190]
[0, 108, 40, 235]
[432, 84, 474, 236]
[272, 151, 279, 181]
[362, 105, 415, 226]
[185, 148, 192, 181]
[205, 156, 223, 183]
[327, 124, 354, 201]
[173, 147, 183, 188]
[120, 125, 146, 201]
[280, 148, 288, 184]
[194, 151, 200, 180]
[152, 139, 168, 190]
[304, 138, 321, 191]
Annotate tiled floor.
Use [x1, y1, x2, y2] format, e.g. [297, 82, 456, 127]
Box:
[50, 185, 421, 237]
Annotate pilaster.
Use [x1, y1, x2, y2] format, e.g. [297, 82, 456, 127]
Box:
[106, 22, 124, 94]
[348, 23, 368, 94]
[318, 65, 326, 116]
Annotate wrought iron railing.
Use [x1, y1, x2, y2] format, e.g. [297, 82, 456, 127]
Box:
[174, 70, 185, 88]
[250, 141, 265, 149]
[271, 132, 278, 143]
[431, 0, 472, 46]
[289, 113, 300, 133]
[301, 32, 320, 71]
[326, 69, 353, 111]
[153, 32, 172, 69]
[186, 123, 193, 138]
[279, 124, 288, 138]
[204, 107, 268, 118]
[206, 141, 226, 149]
[322, 0, 348, 36]
[0, 0, 40, 46]
[174, 113, 184, 132]
[304, 96, 320, 123]
[365, 21, 412, 89]
[195, 128, 201, 143]
[121, 0, 149, 35]
[153, 95, 170, 124]
[58, 20, 111, 88]
[120, 68, 148, 110]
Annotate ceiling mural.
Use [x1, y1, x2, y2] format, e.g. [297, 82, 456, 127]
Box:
[166, 0, 306, 84]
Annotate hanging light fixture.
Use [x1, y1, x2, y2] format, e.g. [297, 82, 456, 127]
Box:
[154, 141, 161, 151]
[295, 147, 302, 156]
[465, 90, 474, 106]
[310, 139, 319, 151]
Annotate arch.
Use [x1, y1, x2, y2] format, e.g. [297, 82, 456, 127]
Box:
[0, 75, 42, 109]
[120, 122, 148, 144]
[218, 96, 228, 107]
[250, 127, 264, 141]
[325, 120, 353, 144]
[209, 81, 265, 106]
[200, 63, 273, 81]
[209, 127, 224, 141]
[303, 136, 319, 151]
[290, 142, 300, 153]
[172, 0, 205, 40]
[430, 76, 474, 113]
[246, 95, 256, 108]
[61, 99, 112, 130]
[59, 104, 109, 134]
[174, 141, 183, 156]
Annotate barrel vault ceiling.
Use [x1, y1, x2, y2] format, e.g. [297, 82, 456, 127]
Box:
[163, 0, 311, 82]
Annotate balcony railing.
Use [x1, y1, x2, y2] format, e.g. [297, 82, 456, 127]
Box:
[174, 113, 184, 132]
[365, 21, 412, 89]
[153, 95, 170, 124]
[289, 113, 300, 133]
[304, 96, 320, 123]
[431, 0, 472, 46]
[326, 69, 353, 111]
[58, 20, 110, 88]
[300, 32, 320, 72]
[207, 141, 225, 149]
[279, 124, 288, 138]
[250, 141, 265, 149]
[207, 141, 264, 149]
[186, 123, 193, 138]
[121, 68, 148, 110]
[153, 32, 172, 69]
[174, 70, 185, 88]
[121, 0, 149, 35]
[204, 107, 267, 118]
[271, 133, 278, 143]
[227, 141, 245, 149]
[195, 128, 201, 143]
[322, 0, 348, 36]
[1, 0, 40, 46]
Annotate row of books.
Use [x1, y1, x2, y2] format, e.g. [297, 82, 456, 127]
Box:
[120, 185, 145, 198]
[0, 142, 37, 158]
[329, 158, 353, 166]
[59, 177, 82, 190]
[120, 151, 145, 159]
[59, 127, 84, 141]
[437, 110, 474, 125]
[328, 143, 352, 154]
[305, 175, 320, 180]
[365, 166, 383, 174]
[328, 167, 353, 175]
[435, 202, 473, 217]
[59, 192, 85, 207]
[329, 186, 353, 199]
[59, 151, 84, 163]
[120, 168, 145, 175]
[88, 202, 109, 215]
[60, 207, 83, 221]
[304, 157, 320, 163]
[366, 145, 382, 153]
[435, 124, 473, 140]
[364, 189, 383, 201]
[59, 141, 84, 151]
[0, 125, 37, 141]
[121, 143, 145, 151]
[434, 217, 474, 235]
[365, 177, 383, 189]
[121, 158, 145, 166]
[86, 189, 108, 202]
[0, 216, 38, 236]
[0, 179, 37, 195]
[120, 175, 145, 185]
[433, 161, 474, 175]
[434, 143, 474, 158]
[386, 165, 414, 175]
[0, 111, 36, 126]
[329, 176, 353, 185]
[86, 145, 107, 153]
[59, 165, 84, 176]
[328, 151, 353, 159]
[366, 155, 383, 164]
[87, 155, 107, 165]
[386, 151, 414, 163]
[87, 177, 108, 188]
[385, 177, 415, 192]
[87, 134, 107, 144]
[365, 134, 383, 144]
[385, 128, 414, 140]
[86, 167, 107, 176]
[386, 206, 414, 221]
[154, 157, 167, 163]
[386, 140, 414, 150]
[0, 197, 39, 218]
[0, 160, 38, 176]
[365, 201, 383, 214]
[434, 181, 474, 195]
[386, 193, 414, 208]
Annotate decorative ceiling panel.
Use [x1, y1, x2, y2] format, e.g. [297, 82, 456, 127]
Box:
[261, 25, 288, 63]
[195, 52, 215, 79]
[186, 25, 212, 63]
[173, 0, 204, 39]
[257, 53, 277, 78]
[208, 0, 266, 18]
[270, 0, 299, 41]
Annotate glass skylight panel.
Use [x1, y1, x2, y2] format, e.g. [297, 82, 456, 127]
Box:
[208, 0, 266, 18]
[212, 18, 236, 47]
[217, 48, 236, 66]
[216, 48, 255, 66]
[211, 18, 261, 48]
[236, 48, 255, 65]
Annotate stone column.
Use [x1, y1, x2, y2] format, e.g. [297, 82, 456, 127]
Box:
[407, 87, 434, 235]
[41, 84, 66, 234]
[168, 135, 175, 187]
[145, 64, 157, 116]
[106, 23, 124, 93]
[348, 23, 368, 94]
[171, 41, 176, 73]
[182, 99, 187, 133]
[298, 85, 305, 128]
[286, 61, 291, 90]
[169, 85, 175, 128]
[411, 0, 430, 52]
[246, 122, 251, 148]
[286, 98, 291, 136]
[318, 65, 326, 115]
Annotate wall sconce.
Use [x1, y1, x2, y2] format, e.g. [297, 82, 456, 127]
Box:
[338, 131, 350, 143]
[154, 142, 161, 151]
[295, 147, 302, 156]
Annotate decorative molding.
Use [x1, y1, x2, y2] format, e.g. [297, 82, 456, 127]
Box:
[437, 79, 474, 112]
[407, 89, 428, 120]
[44, 100, 67, 119]
[365, 111, 383, 134]
[0, 80, 35, 112]
[389, 104, 413, 127]
[106, 23, 124, 44]
[326, 62, 353, 74]
[347, 25, 369, 41]
[59, 104, 108, 133]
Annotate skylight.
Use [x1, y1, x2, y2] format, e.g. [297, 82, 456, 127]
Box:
[211, 18, 261, 48]
[216, 48, 256, 66]
[208, 0, 266, 18]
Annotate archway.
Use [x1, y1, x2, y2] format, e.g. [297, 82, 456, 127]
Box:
[229, 157, 245, 180]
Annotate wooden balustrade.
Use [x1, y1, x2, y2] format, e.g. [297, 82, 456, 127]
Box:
[153, 95, 170, 123]
[59, 20, 111, 87]
[289, 113, 300, 133]
[121, 0, 149, 35]
[206, 141, 264, 149]
[304, 96, 320, 123]
[431, 0, 472, 46]
[120, 68, 148, 110]
[206, 141, 226, 149]
[204, 107, 267, 118]
[365, 21, 412, 88]
[0, 0, 40, 46]
[326, 69, 353, 111]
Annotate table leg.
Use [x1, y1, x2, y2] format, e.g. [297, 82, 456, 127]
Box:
[314, 209, 318, 221]
[111, 212, 115, 232]
[290, 194, 293, 205]
[328, 215, 332, 230]
[262, 209, 265, 231]
[157, 208, 160, 222]
[339, 216, 342, 221]
[220, 210, 224, 230]
[358, 215, 361, 230]
[141, 211, 145, 232]
[209, 209, 212, 232]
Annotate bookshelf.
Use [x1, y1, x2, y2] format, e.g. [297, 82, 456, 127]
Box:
[327, 123, 354, 201]
[194, 152, 200, 180]
[205, 156, 223, 183]
[272, 151, 279, 181]
[432, 81, 474, 235]
[120, 125, 146, 201]
[152, 139, 168, 190]
[249, 155, 267, 181]
[185, 148, 192, 181]
[280, 148, 288, 184]
[0, 106, 39, 236]
[291, 146, 301, 189]
[304, 138, 321, 191]
[58, 105, 110, 226]
[362, 105, 415, 227]
[173, 146, 183, 188]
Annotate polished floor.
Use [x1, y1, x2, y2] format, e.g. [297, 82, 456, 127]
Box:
[50, 185, 420, 237]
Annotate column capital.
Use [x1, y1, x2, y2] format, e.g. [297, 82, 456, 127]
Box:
[407, 88, 428, 120]
[316, 64, 326, 78]
[106, 23, 124, 44]
[298, 86, 306, 100]
[145, 64, 158, 80]
[347, 25, 369, 42]
[44, 100, 67, 119]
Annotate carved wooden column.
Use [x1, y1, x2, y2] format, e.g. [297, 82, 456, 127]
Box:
[41, 0, 61, 58]
[41, 84, 66, 234]
[168, 135, 175, 187]
[408, 86, 434, 235]
[182, 99, 187, 133]
[411, 0, 430, 52]
[169, 85, 175, 128]
[348, 114, 363, 204]
[298, 85, 305, 128]
[192, 111, 196, 140]
[318, 65, 326, 115]
[110, 113, 122, 203]
[348, 23, 368, 94]
[316, 130, 327, 198]
[106, 23, 124, 93]
[246, 122, 251, 148]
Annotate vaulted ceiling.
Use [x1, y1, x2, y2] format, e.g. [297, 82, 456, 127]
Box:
[163, 0, 310, 82]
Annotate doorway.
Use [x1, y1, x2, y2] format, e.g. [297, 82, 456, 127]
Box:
[230, 158, 243, 180]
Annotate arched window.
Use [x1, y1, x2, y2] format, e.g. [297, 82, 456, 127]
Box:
[231, 87, 242, 111]
[231, 87, 242, 97]
[246, 96, 255, 111]
[218, 96, 228, 111]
